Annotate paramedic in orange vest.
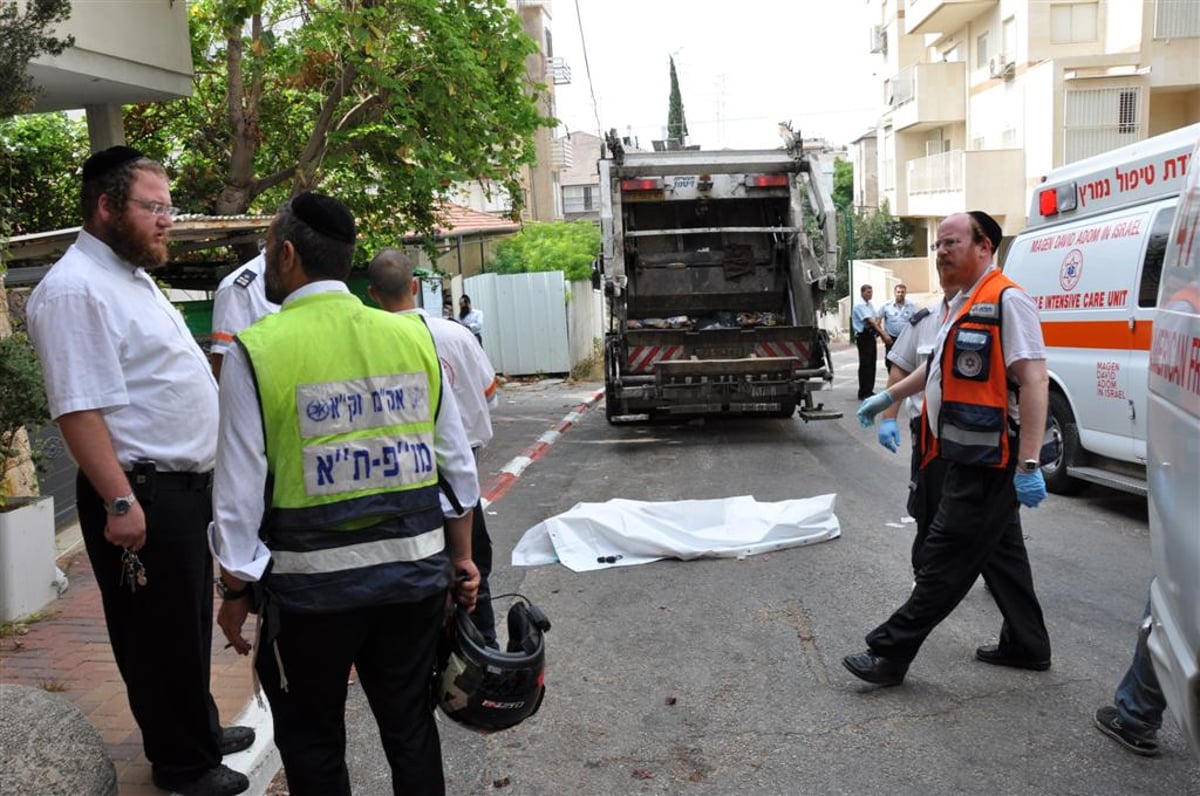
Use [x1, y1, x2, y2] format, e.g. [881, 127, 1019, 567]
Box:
[842, 210, 1053, 687]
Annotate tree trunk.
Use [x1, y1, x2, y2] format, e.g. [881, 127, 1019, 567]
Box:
[0, 279, 40, 501]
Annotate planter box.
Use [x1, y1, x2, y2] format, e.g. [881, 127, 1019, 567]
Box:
[0, 496, 58, 622]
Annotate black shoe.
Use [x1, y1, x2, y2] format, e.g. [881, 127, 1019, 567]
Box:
[1093, 706, 1160, 757]
[974, 644, 1051, 671]
[152, 764, 249, 796]
[842, 651, 908, 686]
[218, 725, 256, 756]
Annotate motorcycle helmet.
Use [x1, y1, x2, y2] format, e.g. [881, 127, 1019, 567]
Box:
[436, 594, 550, 732]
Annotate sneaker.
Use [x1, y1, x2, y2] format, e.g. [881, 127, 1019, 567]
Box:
[1093, 706, 1160, 757]
[152, 763, 250, 796]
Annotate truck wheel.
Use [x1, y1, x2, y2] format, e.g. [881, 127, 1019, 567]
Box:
[771, 399, 797, 419]
[604, 385, 623, 425]
[1044, 391, 1086, 495]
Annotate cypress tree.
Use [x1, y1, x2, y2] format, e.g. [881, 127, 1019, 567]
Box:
[667, 56, 688, 144]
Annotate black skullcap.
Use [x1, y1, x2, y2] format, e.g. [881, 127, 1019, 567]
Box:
[292, 192, 356, 244]
[968, 210, 1003, 252]
[82, 145, 145, 183]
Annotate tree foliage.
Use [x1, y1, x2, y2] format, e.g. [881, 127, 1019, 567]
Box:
[0, 112, 88, 239]
[0, 0, 74, 120]
[832, 158, 853, 211]
[489, 221, 600, 282]
[667, 55, 687, 143]
[826, 200, 913, 313]
[125, 0, 551, 258]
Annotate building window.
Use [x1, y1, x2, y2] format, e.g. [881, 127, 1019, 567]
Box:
[1002, 128, 1018, 147]
[1002, 17, 1017, 64]
[1063, 86, 1144, 163]
[1051, 3, 1099, 43]
[1154, 0, 1200, 39]
[976, 31, 989, 69]
[582, 186, 593, 211]
[971, 135, 986, 150]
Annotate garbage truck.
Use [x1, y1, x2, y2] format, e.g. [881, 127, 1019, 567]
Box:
[599, 128, 841, 423]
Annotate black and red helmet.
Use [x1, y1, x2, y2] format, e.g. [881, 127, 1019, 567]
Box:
[437, 595, 550, 733]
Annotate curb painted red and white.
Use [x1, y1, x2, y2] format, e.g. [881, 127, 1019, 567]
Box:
[480, 389, 604, 507]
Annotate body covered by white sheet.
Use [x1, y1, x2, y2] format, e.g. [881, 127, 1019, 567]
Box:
[511, 494, 840, 573]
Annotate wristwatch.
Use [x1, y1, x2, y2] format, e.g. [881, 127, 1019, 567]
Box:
[1018, 459, 1040, 474]
[104, 493, 137, 516]
[215, 578, 251, 601]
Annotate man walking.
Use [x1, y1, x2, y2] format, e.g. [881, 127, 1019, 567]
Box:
[846, 210, 1053, 686]
[877, 283, 917, 372]
[459, 294, 484, 345]
[210, 193, 480, 796]
[26, 146, 252, 796]
[851, 284, 886, 400]
[368, 249, 501, 645]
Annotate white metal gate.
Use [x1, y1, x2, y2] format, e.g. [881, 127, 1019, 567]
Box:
[464, 272, 571, 376]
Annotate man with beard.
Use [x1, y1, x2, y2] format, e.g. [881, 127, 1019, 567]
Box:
[26, 147, 253, 796]
[210, 193, 480, 795]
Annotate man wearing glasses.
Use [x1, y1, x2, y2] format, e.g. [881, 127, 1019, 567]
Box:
[844, 210, 1052, 688]
[27, 147, 253, 795]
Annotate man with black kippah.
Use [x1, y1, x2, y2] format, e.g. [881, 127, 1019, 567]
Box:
[27, 147, 252, 796]
[844, 210, 1054, 688]
[210, 192, 482, 795]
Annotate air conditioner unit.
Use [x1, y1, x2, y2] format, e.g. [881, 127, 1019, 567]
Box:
[869, 25, 887, 54]
[989, 56, 1016, 81]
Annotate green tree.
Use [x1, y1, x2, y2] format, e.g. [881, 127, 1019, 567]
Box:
[832, 158, 853, 212]
[0, 0, 74, 120]
[125, 0, 551, 257]
[0, 111, 88, 238]
[489, 221, 600, 282]
[826, 200, 912, 313]
[667, 55, 687, 143]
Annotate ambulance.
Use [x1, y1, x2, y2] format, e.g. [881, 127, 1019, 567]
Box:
[1145, 130, 1200, 760]
[1002, 123, 1199, 495]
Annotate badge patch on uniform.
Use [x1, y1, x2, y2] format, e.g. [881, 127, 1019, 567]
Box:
[969, 302, 998, 319]
[233, 269, 257, 288]
[952, 328, 991, 381]
[956, 350, 984, 379]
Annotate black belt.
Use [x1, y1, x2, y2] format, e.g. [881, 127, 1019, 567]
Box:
[125, 470, 213, 492]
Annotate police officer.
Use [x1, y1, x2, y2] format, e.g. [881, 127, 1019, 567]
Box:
[209, 251, 279, 380]
[27, 147, 252, 796]
[210, 193, 481, 795]
[877, 283, 918, 372]
[844, 210, 1053, 686]
[851, 284, 888, 400]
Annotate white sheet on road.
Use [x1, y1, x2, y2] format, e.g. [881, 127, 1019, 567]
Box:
[511, 494, 840, 572]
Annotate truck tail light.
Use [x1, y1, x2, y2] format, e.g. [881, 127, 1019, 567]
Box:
[621, 178, 664, 192]
[746, 174, 789, 188]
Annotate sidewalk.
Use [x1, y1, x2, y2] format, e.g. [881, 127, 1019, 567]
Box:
[0, 525, 272, 795]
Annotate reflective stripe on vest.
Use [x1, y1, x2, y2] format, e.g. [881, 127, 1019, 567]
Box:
[271, 527, 445, 575]
[921, 269, 1016, 469]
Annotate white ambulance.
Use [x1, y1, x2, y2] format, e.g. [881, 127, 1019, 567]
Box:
[1003, 123, 1199, 495]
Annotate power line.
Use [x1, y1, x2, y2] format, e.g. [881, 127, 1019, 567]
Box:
[573, 0, 603, 138]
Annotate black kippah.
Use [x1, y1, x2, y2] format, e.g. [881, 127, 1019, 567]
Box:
[292, 192, 356, 244]
[82, 145, 145, 183]
[968, 210, 1003, 252]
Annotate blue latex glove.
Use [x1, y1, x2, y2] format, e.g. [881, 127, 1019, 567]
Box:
[856, 391, 894, 428]
[877, 418, 900, 452]
[1014, 469, 1047, 508]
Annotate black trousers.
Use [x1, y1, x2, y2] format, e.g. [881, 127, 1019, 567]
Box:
[856, 331, 878, 399]
[76, 472, 222, 780]
[884, 341, 896, 373]
[257, 594, 447, 796]
[865, 459, 1051, 664]
[470, 498, 496, 645]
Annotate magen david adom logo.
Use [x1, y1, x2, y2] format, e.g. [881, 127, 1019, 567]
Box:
[1059, 249, 1083, 291]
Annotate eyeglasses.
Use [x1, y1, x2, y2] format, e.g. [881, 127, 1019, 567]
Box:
[930, 238, 962, 251]
[128, 198, 180, 219]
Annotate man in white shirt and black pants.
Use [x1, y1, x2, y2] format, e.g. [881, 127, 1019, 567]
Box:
[27, 147, 252, 796]
[368, 249, 502, 645]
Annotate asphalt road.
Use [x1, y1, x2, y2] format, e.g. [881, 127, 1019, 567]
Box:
[338, 349, 1199, 795]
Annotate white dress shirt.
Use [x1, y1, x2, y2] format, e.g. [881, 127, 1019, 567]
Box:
[26, 230, 219, 471]
[208, 282, 480, 581]
[925, 266, 1045, 434]
[209, 253, 279, 356]
[887, 302, 945, 420]
[398, 308, 498, 449]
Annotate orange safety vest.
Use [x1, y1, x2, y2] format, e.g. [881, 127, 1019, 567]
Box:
[921, 268, 1018, 469]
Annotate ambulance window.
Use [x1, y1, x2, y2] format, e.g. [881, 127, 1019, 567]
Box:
[1139, 206, 1175, 307]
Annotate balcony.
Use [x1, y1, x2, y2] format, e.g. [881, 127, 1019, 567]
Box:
[551, 138, 574, 171]
[884, 61, 965, 132]
[905, 0, 997, 36]
[546, 56, 572, 85]
[905, 148, 1024, 219]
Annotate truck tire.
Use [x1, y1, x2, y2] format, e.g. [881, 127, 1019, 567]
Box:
[1044, 391, 1086, 495]
[771, 399, 797, 419]
[604, 385, 621, 424]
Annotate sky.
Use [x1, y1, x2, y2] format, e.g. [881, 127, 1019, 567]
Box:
[548, 0, 882, 150]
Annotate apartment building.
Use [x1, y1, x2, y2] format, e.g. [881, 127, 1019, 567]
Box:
[867, 0, 1200, 266]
